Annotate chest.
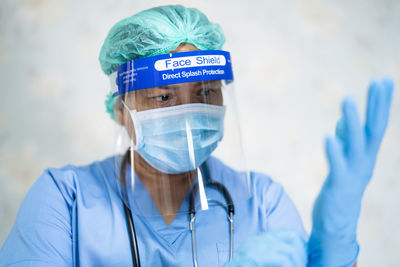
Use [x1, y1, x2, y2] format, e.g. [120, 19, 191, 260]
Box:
[72, 197, 265, 267]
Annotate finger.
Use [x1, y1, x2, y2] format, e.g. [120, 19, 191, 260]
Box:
[342, 97, 364, 157]
[366, 80, 379, 137]
[366, 78, 394, 153]
[275, 242, 307, 267]
[275, 230, 307, 267]
[325, 136, 346, 174]
[273, 228, 306, 245]
[381, 77, 395, 127]
[366, 78, 393, 136]
[335, 117, 346, 143]
[366, 80, 385, 137]
[383, 77, 395, 107]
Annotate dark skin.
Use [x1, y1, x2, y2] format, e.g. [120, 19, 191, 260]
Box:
[115, 43, 223, 225]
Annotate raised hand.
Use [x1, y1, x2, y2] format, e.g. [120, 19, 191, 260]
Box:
[308, 78, 394, 266]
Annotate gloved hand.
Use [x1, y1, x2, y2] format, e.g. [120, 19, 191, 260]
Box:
[225, 228, 307, 267]
[308, 78, 395, 266]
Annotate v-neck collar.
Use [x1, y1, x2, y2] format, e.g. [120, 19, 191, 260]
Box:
[125, 171, 192, 246]
[122, 157, 230, 246]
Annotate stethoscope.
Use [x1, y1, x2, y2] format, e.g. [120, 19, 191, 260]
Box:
[120, 149, 235, 267]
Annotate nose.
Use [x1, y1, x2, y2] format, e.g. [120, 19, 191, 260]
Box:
[177, 83, 203, 105]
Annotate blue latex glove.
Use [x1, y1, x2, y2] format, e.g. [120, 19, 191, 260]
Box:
[225, 229, 307, 267]
[308, 78, 395, 266]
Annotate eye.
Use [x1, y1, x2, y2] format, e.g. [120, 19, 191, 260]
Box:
[202, 89, 211, 96]
[154, 94, 170, 102]
[200, 88, 215, 96]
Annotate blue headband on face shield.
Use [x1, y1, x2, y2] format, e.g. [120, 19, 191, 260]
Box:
[110, 50, 234, 97]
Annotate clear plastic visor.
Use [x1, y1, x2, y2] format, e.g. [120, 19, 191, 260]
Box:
[111, 57, 249, 219]
[114, 79, 249, 218]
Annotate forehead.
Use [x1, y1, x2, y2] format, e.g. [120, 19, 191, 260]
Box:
[157, 80, 221, 89]
[131, 80, 222, 94]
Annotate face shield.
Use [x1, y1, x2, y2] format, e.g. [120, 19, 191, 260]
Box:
[110, 50, 249, 219]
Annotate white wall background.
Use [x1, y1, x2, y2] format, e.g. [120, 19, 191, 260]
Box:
[1, 0, 399, 265]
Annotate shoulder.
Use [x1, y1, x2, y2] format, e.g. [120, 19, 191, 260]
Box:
[206, 156, 281, 198]
[47, 154, 118, 184]
[246, 171, 307, 240]
[207, 157, 307, 239]
[248, 171, 287, 208]
[0, 156, 121, 265]
[44, 155, 118, 200]
[15, 155, 119, 218]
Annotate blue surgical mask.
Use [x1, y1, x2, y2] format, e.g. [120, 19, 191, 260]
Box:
[123, 102, 226, 174]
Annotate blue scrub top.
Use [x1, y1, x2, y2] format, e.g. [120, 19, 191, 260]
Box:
[0, 156, 307, 266]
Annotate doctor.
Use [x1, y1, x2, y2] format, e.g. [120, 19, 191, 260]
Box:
[0, 5, 394, 267]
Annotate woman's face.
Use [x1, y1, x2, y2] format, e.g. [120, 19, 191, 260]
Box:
[115, 43, 223, 143]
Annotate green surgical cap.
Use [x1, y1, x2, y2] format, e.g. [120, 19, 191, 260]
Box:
[99, 5, 226, 120]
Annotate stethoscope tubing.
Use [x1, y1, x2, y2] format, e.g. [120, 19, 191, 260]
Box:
[120, 150, 141, 267]
[188, 162, 234, 266]
[123, 203, 141, 267]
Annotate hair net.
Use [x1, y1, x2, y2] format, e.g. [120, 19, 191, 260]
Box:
[99, 5, 226, 120]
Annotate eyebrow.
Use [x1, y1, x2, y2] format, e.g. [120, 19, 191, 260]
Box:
[156, 81, 221, 90]
[201, 80, 221, 86]
[157, 85, 179, 90]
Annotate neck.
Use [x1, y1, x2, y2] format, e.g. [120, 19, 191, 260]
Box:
[133, 151, 196, 225]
